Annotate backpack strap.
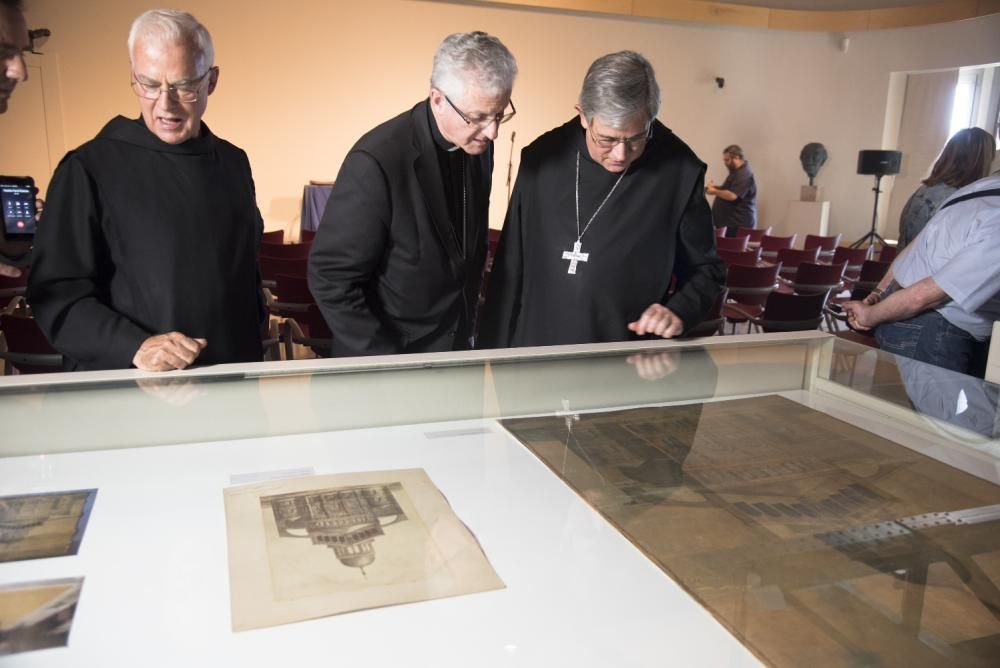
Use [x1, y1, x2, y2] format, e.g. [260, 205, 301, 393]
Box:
[939, 188, 1000, 210]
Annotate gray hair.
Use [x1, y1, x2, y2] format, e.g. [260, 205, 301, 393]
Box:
[724, 144, 745, 159]
[431, 31, 517, 101]
[128, 9, 214, 74]
[578, 51, 660, 129]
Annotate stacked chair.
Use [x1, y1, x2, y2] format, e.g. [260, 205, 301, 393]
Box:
[878, 245, 897, 263]
[681, 288, 728, 338]
[832, 246, 869, 283]
[716, 235, 749, 252]
[723, 263, 782, 333]
[744, 226, 773, 243]
[258, 234, 330, 359]
[0, 296, 62, 375]
[0, 267, 29, 311]
[261, 229, 285, 244]
[728, 291, 828, 333]
[758, 233, 798, 262]
[717, 247, 761, 266]
[775, 246, 821, 280]
[269, 274, 332, 360]
[803, 233, 842, 261]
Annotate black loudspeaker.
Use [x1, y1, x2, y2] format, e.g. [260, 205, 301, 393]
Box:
[857, 150, 902, 176]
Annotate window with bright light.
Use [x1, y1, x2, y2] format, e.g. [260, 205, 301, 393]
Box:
[949, 69, 981, 137]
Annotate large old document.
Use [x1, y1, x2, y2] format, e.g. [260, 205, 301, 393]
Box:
[502, 395, 1000, 667]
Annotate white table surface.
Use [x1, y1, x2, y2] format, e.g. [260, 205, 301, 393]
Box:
[0, 415, 761, 667]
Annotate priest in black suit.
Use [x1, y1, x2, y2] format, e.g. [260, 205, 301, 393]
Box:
[308, 32, 517, 357]
[28, 9, 265, 371]
[480, 51, 724, 348]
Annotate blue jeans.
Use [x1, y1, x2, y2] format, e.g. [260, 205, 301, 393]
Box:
[875, 309, 989, 378]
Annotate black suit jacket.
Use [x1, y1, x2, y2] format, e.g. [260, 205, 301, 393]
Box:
[308, 100, 492, 357]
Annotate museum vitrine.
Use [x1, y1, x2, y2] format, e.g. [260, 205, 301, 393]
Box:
[1, 332, 998, 666]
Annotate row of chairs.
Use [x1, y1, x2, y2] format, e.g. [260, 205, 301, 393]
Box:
[707, 226, 897, 337]
[716, 229, 896, 265]
[719, 258, 891, 335]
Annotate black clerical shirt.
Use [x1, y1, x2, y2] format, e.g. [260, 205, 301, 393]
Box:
[430, 114, 468, 260]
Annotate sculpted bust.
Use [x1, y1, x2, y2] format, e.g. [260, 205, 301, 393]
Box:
[799, 143, 828, 186]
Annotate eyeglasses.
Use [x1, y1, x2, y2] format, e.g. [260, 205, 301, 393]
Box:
[444, 94, 516, 129]
[130, 67, 216, 104]
[0, 28, 47, 62]
[588, 124, 652, 151]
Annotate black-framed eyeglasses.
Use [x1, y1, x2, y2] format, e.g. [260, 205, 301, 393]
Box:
[588, 123, 652, 151]
[444, 94, 516, 129]
[130, 66, 216, 104]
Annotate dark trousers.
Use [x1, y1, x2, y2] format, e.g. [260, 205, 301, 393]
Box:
[875, 310, 989, 378]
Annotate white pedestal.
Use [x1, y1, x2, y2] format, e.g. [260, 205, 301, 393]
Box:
[778, 200, 830, 238]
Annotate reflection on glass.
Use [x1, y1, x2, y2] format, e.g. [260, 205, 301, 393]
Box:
[502, 395, 1000, 667]
[895, 356, 1000, 440]
[825, 338, 1000, 440]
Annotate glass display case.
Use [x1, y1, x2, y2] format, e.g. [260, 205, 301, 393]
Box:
[1, 331, 998, 666]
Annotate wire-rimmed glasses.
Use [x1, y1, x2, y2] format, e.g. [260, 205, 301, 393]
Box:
[130, 67, 216, 104]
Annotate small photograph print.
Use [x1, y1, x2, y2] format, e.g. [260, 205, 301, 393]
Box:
[0, 577, 83, 656]
[0, 489, 97, 563]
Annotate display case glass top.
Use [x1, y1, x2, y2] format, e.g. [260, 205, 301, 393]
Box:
[1, 333, 998, 667]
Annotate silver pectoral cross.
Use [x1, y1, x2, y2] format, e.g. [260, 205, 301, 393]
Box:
[561, 240, 589, 275]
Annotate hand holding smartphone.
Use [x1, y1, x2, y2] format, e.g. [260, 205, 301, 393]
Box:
[1, 175, 37, 241]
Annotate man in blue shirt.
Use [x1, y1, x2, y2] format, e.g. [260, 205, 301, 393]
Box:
[843, 171, 1000, 378]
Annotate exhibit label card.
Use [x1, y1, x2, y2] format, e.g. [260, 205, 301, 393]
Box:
[224, 468, 504, 631]
[0, 577, 84, 656]
[0, 489, 97, 563]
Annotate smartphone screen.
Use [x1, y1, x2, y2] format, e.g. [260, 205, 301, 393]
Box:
[1, 180, 36, 238]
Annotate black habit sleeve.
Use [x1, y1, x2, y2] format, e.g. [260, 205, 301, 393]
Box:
[664, 166, 726, 330]
[307, 150, 400, 356]
[478, 164, 527, 350]
[29, 156, 151, 369]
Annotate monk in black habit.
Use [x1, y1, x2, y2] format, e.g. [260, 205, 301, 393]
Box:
[28, 10, 264, 371]
[480, 51, 724, 348]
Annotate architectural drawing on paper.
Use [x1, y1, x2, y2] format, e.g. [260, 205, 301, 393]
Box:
[264, 484, 408, 573]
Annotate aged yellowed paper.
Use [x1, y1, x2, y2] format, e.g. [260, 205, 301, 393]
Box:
[224, 468, 503, 631]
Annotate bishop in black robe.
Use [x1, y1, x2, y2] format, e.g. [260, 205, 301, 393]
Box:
[308, 100, 492, 357]
[28, 116, 265, 371]
[479, 118, 725, 348]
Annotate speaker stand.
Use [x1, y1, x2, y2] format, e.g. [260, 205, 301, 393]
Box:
[850, 173, 887, 259]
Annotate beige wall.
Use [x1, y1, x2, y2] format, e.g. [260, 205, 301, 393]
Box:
[885, 69, 959, 238]
[4, 0, 1000, 240]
